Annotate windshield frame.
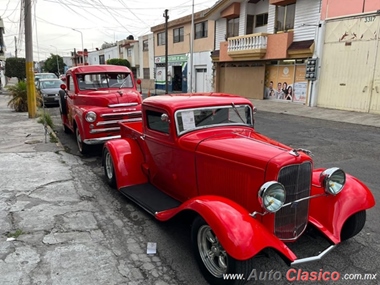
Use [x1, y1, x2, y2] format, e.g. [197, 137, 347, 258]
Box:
[174, 104, 253, 136]
[76, 72, 133, 90]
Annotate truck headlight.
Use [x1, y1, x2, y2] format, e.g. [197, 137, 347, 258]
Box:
[320, 167, 345, 195]
[85, 111, 97, 123]
[258, 181, 286, 213]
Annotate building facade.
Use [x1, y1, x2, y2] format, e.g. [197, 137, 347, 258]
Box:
[207, 0, 322, 104]
[316, 0, 380, 113]
[151, 9, 215, 93]
[138, 33, 155, 91]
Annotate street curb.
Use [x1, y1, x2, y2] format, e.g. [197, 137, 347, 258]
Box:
[47, 125, 65, 150]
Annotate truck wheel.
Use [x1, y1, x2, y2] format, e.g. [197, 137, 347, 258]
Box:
[59, 90, 67, 115]
[75, 127, 89, 154]
[103, 148, 116, 188]
[63, 123, 71, 134]
[191, 216, 254, 285]
[341, 210, 366, 241]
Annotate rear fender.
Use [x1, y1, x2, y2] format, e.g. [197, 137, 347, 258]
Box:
[309, 170, 375, 243]
[155, 195, 296, 262]
[104, 138, 147, 189]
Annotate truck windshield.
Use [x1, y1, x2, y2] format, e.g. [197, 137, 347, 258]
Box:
[175, 104, 253, 135]
[77, 72, 133, 90]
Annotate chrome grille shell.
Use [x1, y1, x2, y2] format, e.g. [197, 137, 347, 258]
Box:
[275, 162, 312, 240]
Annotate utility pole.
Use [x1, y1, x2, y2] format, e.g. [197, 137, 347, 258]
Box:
[14, 36, 17, 58]
[25, 0, 36, 118]
[164, 9, 169, 94]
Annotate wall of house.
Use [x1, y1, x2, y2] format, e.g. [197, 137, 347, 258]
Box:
[321, 0, 379, 20]
[104, 46, 118, 62]
[88, 50, 100, 65]
[139, 34, 155, 90]
[246, 0, 270, 34]
[192, 51, 214, 92]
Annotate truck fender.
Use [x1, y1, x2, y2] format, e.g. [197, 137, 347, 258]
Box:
[155, 195, 297, 262]
[309, 170, 375, 244]
[103, 138, 147, 189]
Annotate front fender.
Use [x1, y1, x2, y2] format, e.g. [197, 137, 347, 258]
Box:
[104, 138, 147, 189]
[156, 195, 297, 262]
[309, 170, 375, 244]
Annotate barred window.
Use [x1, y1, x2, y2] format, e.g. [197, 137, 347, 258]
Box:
[143, 68, 150, 79]
[143, 40, 149, 51]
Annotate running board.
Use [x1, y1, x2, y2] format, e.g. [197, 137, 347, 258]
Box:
[120, 183, 181, 215]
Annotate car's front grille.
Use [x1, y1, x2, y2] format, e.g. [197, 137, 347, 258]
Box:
[275, 162, 312, 240]
[89, 111, 142, 134]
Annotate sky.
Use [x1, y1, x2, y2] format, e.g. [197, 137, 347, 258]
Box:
[0, 0, 213, 61]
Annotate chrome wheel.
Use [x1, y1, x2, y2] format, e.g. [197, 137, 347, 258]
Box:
[105, 151, 114, 180]
[197, 224, 228, 278]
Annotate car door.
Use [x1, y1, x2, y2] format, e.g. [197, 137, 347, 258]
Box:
[143, 108, 198, 201]
[65, 74, 77, 129]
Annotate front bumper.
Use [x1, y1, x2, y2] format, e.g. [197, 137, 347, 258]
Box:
[290, 244, 336, 266]
[83, 135, 121, 145]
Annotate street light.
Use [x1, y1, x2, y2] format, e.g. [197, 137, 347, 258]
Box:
[50, 45, 60, 75]
[72, 28, 85, 65]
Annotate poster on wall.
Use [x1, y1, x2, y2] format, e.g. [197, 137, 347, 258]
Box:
[264, 65, 295, 101]
[293, 65, 308, 103]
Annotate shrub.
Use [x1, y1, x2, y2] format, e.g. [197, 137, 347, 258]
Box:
[7, 82, 42, 112]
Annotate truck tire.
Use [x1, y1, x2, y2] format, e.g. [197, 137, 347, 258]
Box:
[103, 148, 116, 188]
[75, 126, 90, 154]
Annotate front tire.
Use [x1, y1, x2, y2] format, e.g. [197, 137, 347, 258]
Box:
[75, 126, 89, 154]
[341, 210, 366, 241]
[191, 216, 254, 285]
[103, 148, 116, 188]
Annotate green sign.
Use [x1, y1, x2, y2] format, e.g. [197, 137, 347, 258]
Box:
[155, 54, 188, 63]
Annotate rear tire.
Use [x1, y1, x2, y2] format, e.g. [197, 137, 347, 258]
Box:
[59, 90, 67, 115]
[191, 216, 254, 285]
[103, 148, 116, 188]
[341, 210, 366, 241]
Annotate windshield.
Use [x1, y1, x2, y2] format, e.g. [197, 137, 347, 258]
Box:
[76, 72, 133, 90]
[175, 104, 253, 135]
[40, 80, 63, 89]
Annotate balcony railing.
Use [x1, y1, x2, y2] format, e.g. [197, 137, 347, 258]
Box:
[227, 33, 268, 59]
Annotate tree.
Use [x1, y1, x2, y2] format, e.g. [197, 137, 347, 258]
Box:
[5, 57, 26, 82]
[44, 53, 65, 75]
[106, 58, 131, 69]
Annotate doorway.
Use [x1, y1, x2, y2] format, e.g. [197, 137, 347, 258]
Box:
[172, 66, 182, 92]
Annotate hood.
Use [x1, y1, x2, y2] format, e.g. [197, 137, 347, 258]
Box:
[76, 89, 141, 107]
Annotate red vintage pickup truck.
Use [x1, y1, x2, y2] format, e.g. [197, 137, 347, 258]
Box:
[103, 93, 375, 285]
[59, 64, 142, 154]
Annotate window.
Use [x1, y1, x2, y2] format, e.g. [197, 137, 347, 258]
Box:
[195, 21, 208, 39]
[227, 18, 239, 38]
[157, 32, 165, 46]
[146, 110, 170, 134]
[276, 4, 296, 32]
[143, 68, 150, 79]
[246, 15, 254, 34]
[99, 55, 105, 64]
[173, 27, 184, 43]
[255, 13, 268, 28]
[68, 76, 75, 91]
[127, 48, 132, 57]
[143, 40, 149, 51]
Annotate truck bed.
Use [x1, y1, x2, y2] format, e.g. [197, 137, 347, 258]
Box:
[120, 120, 143, 138]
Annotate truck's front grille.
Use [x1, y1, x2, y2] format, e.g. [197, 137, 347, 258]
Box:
[275, 162, 312, 240]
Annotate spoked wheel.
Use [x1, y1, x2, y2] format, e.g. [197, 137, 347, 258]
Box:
[192, 216, 254, 285]
[103, 148, 116, 188]
[75, 127, 89, 154]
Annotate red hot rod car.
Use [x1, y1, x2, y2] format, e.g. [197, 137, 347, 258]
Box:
[59, 64, 143, 154]
[102, 93, 375, 284]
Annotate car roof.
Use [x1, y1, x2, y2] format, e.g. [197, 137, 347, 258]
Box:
[143, 93, 253, 111]
[67, 64, 132, 74]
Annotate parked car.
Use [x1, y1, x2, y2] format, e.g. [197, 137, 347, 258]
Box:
[36, 78, 64, 106]
[34, 73, 58, 85]
[102, 93, 375, 285]
[59, 64, 143, 154]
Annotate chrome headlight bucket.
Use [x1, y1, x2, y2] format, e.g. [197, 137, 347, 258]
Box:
[85, 111, 97, 123]
[258, 181, 286, 213]
[320, 167, 346, 195]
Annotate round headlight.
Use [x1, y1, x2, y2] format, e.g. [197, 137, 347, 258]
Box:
[85, 111, 97, 123]
[258, 181, 286, 213]
[320, 167, 346, 195]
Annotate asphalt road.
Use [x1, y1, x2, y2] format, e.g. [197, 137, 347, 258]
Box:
[46, 105, 379, 285]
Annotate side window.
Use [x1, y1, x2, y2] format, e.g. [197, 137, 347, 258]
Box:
[146, 110, 170, 134]
[68, 75, 75, 91]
